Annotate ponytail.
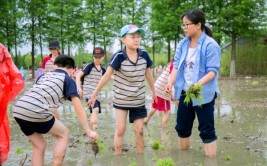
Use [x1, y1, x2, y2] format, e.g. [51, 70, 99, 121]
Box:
[204, 26, 213, 38]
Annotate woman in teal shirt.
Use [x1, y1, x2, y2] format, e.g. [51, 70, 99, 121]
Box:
[165, 9, 221, 158]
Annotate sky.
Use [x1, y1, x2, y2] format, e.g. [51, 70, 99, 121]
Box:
[18, 39, 121, 55]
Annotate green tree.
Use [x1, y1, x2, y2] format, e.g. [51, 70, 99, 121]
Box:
[24, 54, 32, 69]
[0, 0, 24, 65]
[149, 0, 186, 62]
[47, 0, 84, 56]
[218, 0, 266, 77]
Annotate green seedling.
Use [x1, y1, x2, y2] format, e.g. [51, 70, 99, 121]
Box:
[151, 140, 160, 150]
[91, 137, 106, 158]
[159, 145, 165, 151]
[128, 162, 137, 166]
[86, 158, 92, 165]
[251, 80, 259, 86]
[184, 84, 203, 106]
[225, 154, 231, 161]
[15, 147, 24, 154]
[156, 158, 175, 166]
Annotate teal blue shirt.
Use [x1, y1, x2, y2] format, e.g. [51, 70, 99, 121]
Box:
[174, 32, 221, 106]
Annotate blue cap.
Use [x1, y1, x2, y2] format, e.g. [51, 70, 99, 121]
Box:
[120, 25, 145, 37]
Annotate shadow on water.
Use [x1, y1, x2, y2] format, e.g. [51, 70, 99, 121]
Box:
[5, 77, 267, 166]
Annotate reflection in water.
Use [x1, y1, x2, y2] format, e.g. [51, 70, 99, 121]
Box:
[204, 157, 217, 166]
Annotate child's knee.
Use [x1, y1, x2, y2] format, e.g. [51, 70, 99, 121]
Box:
[36, 141, 47, 151]
[116, 127, 126, 136]
[57, 127, 70, 140]
[134, 126, 144, 137]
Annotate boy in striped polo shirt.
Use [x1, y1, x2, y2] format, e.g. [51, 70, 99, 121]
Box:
[76, 47, 106, 130]
[88, 24, 156, 155]
[13, 55, 98, 166]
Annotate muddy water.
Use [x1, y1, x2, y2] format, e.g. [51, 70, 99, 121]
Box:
[4, 77, 267, 166]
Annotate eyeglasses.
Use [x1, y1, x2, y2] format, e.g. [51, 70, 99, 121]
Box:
[181, 23, 195, 29]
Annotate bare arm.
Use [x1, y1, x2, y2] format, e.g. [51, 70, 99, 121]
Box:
[145, 68, 157, 103]
[165, 68, 178, 93]
[71, 96, 97, 141]
[88, 66, 114, 106]
[196, 71, 216, 86]
[75, 71, 84, 98]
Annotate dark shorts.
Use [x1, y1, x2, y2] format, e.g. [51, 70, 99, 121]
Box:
[86, 98, 101, 113]
[175, 92, 217, 143]
[14, 117, 55, 136]
[113, 105, 147, 123]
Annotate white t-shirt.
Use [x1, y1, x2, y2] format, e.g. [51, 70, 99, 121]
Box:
[184, 47, 197, 90]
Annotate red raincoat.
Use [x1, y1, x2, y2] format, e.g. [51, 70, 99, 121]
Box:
[0, 43, 24, 164]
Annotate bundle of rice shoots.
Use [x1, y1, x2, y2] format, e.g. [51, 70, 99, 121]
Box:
[91, 141, 99, 158]
[184, 84, 203, 106]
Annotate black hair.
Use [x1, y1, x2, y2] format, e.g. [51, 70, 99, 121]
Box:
[54, 55, 75, 69]
[181, 9, 213, 37]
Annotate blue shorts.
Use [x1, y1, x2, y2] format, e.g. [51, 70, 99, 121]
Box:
[86, 98, 101, 113]
[113, 105, 147, 123]
[175, 92, 217, 143]
[14, 117, 55, 136]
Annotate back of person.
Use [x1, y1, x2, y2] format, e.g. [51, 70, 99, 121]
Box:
[13, 69, 69, 122]
[154, 61, 173, 101]
[42, 56, 55, 73]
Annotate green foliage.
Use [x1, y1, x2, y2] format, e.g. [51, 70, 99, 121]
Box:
[74, 52, 92, 68]
[221, 39, 267, 76]
[128, 162, 137, 166]
[95, 137, 106, 155]
[151, 140, 160, 150]
[1, 0, 266, 78]
[184, 84, 203, 106]
[153, 53, 169, 67]
[24, 54, 32, 69]
[156, 158, 175, 166]
[235, 42, 267, 76]
[15, 147, 24, 154]
[34, 54, 42, 67]
[220, 50, 231, 76]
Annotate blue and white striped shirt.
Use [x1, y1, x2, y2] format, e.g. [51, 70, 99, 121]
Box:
[110, 48, 153, 108]
[13, 69, 79, 122]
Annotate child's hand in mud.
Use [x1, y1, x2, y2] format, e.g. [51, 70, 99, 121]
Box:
[88, 130, 98, 142]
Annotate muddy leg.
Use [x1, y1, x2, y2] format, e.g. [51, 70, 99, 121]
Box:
[114, 109, 127, 155]
[179, 137, 190, 150]
[90, 108, 99, 130]
[134, 118, 144, 153]
[162, 110, 170, 128]
[204, 141, 217, 158]
[28, 133, 47, 166]
[48, 119, 70, 165]
[143, 107, 156, 125]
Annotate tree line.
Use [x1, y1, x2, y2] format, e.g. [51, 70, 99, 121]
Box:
[0, 0, 266, 78]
